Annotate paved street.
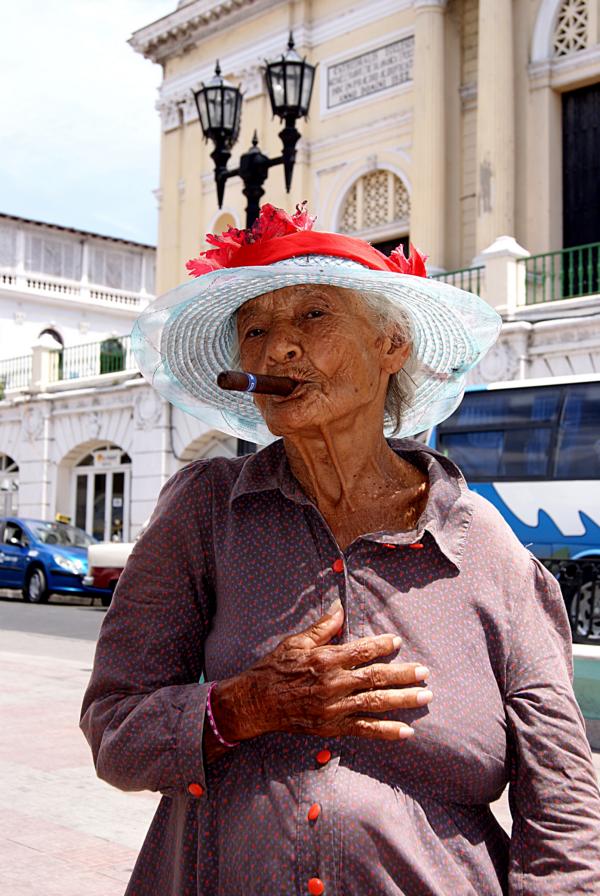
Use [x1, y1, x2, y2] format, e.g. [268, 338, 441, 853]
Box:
[0, 600, 598, 895]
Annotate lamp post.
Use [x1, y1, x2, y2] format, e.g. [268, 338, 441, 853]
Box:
[192, 34, 316, 230]
[193, 34, 316, 454]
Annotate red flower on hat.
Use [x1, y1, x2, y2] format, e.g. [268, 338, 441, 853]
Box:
[387, 243, 428, 277]
[186, 201, 316, 277]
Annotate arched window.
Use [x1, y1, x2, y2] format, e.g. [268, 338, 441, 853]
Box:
[338, 170, 411, 254]
[38, 327, 64, 347]
[0, 453, 19, 515]
[553, 0, 588, 56]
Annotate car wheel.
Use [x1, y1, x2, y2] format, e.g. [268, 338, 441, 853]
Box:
[23, 567, 49, 604]
[100, 582, 116, 608]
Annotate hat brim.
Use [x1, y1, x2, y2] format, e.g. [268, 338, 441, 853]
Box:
[131, 256, 501, 443]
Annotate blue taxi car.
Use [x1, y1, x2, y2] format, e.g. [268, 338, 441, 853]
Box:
[0, 517, 112, 603]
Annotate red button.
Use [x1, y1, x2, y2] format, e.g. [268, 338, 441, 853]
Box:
[409, 542, 424, 549]
[187, 783, 204, 797]
[316, 749, 331, 766]
[332, 558, 344, 573]
[308, 878, 325, 895]
[307, 802, 321, 821]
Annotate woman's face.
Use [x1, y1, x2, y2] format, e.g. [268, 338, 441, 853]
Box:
[236, 284, 409, 437]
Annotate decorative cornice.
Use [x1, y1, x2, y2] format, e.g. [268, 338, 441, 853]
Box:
[131, 0, 413, 66]
[414, 0, 447, 10]
[129, 0, 276, 64]
[528, 43, 600, 91]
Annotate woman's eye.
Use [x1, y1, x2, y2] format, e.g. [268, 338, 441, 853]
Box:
[305, 309, 325, 319]
[245, 328, 265, 339]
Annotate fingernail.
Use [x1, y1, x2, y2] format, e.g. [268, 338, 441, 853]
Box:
[416, 689, 433, 706]
[399, 727, 414, 739]
[414, 666, 429, 679]
[326, 598, 343, 616]
[392, 636, 401, 650]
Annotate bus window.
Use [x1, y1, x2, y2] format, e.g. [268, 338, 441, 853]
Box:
[445, 388, 562, 428]
[438, 427, 552, 480]
[555, 384, 600, 479]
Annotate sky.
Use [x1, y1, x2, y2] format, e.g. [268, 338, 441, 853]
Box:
[1, 0, 177, 245]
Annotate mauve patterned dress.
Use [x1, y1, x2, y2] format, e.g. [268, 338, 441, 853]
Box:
[80, 439, 600, 895]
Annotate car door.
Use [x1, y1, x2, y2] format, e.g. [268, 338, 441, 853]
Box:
[0, 521, 28, 588]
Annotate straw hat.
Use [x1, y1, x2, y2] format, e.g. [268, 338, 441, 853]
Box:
[132, 203, 501, 443]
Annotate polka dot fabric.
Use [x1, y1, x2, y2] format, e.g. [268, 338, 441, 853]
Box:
[80, 439, 600, 895]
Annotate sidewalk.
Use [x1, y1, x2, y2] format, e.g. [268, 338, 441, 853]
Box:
[0, 630, 159, 896]
[0, 629, 598, 895]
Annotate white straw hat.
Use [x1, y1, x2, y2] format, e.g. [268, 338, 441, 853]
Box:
[132, 204, 501, 444]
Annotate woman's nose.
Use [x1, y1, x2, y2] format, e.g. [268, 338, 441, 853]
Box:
[265, 323, 302, 365]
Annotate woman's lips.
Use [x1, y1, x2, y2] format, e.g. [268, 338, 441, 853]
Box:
[269, 381, 314, 403]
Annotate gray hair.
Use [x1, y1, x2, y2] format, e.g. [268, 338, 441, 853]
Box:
[231, 285, 417, 434]
[356, 289, 416, 434]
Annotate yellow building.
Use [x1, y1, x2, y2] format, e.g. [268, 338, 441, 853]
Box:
[131, 0, 600, 297]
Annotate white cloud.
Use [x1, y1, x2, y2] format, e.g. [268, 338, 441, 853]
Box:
[0, 0, 174, 243]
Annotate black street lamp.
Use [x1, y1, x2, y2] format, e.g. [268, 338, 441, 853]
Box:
[192, 34, 316, 455]
[192, 34, 316, 230]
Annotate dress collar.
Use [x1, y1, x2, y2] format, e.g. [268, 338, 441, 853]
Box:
[229, 438, 473, 571]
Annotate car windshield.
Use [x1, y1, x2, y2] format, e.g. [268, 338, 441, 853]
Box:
[25, 520, 96, 548]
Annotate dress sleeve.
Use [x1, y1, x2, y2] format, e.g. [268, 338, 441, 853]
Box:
[79, 463, 215, 796]
[506, 556, 600, 894]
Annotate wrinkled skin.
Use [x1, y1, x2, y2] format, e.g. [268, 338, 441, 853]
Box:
[206, 285, 431, 762]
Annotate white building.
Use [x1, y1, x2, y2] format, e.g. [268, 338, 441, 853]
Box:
[0, 213, 236, 539]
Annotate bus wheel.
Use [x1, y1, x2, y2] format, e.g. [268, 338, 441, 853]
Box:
[571, 580, 600, 642]
[23, 567, 49, 604]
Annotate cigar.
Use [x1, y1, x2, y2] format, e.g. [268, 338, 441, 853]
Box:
[217, 370, 298, 396]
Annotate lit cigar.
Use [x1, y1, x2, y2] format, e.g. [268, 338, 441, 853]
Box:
[217, 370, 298, 396]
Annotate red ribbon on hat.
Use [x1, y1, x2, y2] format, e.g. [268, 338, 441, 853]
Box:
[186, 202, 428, 279]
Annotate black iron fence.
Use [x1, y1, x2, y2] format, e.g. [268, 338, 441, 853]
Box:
[541, 558, 600, 645]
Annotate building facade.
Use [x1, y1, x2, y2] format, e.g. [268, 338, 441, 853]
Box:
[0, 0, 599, 540]
[130, 0, 600, 290]
[0, 214, 236, 538]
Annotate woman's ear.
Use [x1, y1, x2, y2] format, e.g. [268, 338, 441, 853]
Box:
[381, 325, 412, 375]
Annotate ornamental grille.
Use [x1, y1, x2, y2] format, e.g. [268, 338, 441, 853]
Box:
[553, 0, 588, 57]
[338, 171, 411, 234]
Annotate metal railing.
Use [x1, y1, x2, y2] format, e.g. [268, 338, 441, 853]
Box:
[430, 266, 484, 294]
[0, 354, 33, 394]
[520, 242, 600, 305]
[541, 558, 600, 645]
[49, 335, 136, 383]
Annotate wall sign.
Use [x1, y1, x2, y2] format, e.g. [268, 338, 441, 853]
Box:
[326, 36, 414, 109]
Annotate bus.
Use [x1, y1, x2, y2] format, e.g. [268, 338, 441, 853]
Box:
[429, 373, 600, 561]
[428, 374, 600, 641]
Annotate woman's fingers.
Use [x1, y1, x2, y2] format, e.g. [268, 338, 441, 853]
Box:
[286, 599, 345, 649]
[330, 686, 433, 717]
[340, 718, 415, 741]
[349, 661, 430, 690]
[334, 633, 402, 669]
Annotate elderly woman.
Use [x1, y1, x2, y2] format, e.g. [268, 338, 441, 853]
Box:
[80, 205, 600, 896]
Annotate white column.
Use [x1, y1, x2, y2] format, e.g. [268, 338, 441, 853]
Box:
[410, 0, 448, 270]
[475, 0, 515, 253]
[478, 235, 529, 316]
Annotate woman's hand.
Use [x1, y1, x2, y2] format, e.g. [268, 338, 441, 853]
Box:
[210, 599, 431, 748]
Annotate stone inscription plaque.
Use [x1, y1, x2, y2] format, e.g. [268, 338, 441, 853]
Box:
[327, 36, 414, 109]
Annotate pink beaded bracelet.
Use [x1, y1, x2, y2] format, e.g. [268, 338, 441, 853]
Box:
[206, 682, 240, 748]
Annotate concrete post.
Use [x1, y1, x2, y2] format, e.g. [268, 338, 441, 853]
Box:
[30, 341, 59, 392]
[477, 235, 529, 317]
[410, 0, 448, 269]
[475, 0, 515, 254]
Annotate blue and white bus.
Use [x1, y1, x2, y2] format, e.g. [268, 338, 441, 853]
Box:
[429, 373, 600, 560]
